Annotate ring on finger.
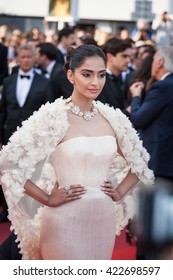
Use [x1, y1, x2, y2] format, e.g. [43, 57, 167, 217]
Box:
[65, 185, 72, 195]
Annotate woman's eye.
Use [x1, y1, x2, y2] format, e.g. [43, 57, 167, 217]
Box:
[99, 73, 106, 78]
[82, 73, 91, 77]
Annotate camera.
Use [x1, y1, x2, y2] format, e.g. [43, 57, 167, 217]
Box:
[136, 186, 173, 248]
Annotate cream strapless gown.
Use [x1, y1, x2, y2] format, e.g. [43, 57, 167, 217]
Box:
[40, 136, 117, 260]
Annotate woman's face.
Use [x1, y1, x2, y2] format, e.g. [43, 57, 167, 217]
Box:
[68, 56, 106, 100]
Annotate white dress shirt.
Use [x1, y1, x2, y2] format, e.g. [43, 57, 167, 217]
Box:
[57, 44, 67, 61]
[45, 60, 56, 79]
[16, 69, 34, 107]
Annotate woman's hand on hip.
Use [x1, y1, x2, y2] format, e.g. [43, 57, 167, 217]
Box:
[48, 181, 87, 207]
[101, 180, 122, 202]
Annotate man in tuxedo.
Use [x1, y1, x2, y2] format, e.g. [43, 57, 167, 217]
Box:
[35, 42, 73, 99]
[0, 44, 54, 224]
[0, 44, 54, 146]
[56, 27, 76, 65]
[130, 46, 173, 259]
[97, 38, 132, 113]
[0, 42, 8, 87]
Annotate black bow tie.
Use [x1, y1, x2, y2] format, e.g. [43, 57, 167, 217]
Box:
[20, 74, 30, 79]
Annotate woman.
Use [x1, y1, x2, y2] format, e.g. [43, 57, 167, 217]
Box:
[0, 45, 154, 260]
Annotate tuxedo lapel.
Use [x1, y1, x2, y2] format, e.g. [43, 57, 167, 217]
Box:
[50, 63, 57, 78]
[106, 75, 124, 109]
[50, 62, 62, 79]
[22, 73, 37, 106]
[8, 74, 20, 106]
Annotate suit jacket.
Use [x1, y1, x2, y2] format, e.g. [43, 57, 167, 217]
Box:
[0, 71, 54, 144]
[0, 43, 8, 86]
[97, 73, 126, 110]
[0, 232, 21, 260]
[50, 62, 73, 99]
[131, 73, 173, 178]
[56, 48, 65, 65]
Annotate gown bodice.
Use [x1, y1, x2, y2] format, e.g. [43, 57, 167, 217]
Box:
[41, 136, 118, 259]
[51, 136, 117, 196]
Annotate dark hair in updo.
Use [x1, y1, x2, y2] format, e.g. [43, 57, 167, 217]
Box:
[64, 44, 107, 73]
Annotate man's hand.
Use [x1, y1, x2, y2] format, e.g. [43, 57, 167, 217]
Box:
[130, 81, 144, 98]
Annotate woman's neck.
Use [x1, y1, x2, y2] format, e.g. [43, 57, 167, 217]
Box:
[71, 95, 93, 112]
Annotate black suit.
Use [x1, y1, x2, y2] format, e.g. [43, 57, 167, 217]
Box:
[0, 71, 54, 145]
[97, 73, 126, 110]
[0, 232, 21, 260]
[131, 73, 173, 178]
[0, 43, 8, 86]
[131, 73, 173, 260]
[56, 48, 65, 65]
[50, 62, 73, 99]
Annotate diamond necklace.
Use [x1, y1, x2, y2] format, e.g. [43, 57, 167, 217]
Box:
[66, 97, 98, 121]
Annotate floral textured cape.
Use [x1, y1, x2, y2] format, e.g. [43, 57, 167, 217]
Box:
[0, 98, 154, 259]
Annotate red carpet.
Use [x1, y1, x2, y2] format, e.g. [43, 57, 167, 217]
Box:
[112, 232, 136, 259]
[0, 221, 11, 244]
[0, 221, 136, 259]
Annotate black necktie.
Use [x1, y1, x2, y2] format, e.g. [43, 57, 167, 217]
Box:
[20, 75, 30, 79]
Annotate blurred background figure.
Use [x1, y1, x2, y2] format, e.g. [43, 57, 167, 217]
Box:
[0, 44, 54, 223]
[35, 42, 72, 99]
[0, 25, 9, 46]
[135, 43, 156, 66]
[8, 29, 22, 68]
[125, 49, 156, 114]
[136, 187, 173, 260]
[129, 46, 173, 258]
[0, 44, 54, 146]
[152, 11, 173, 46]
[130, 46, 173, 181]
[131, 19, 153, 43]
[0, 43, 9, 90]
[43, 18, 58, 46]
[116, 26, 131, 40]
[97, 37, 132, 115]
[76, 35, 97, 47]
[94, 23, 113, 46]
[56, 27, 76, 65]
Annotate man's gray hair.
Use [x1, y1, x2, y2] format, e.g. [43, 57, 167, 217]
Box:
[17, 44, 35, 56]
[157, 46, 173, 72]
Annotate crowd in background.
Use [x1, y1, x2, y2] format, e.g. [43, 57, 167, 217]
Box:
[0, 10, 173, 75]
[0, 10, 173, 260]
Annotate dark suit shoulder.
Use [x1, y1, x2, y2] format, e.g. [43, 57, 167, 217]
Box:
[56, 49, 65, 65]
[149, 74, 173, 93]
[0, 43, 8, 54]
[3, 73, 17, 84]
[51, 62, 64, 76]
[33, 72, 52, 83]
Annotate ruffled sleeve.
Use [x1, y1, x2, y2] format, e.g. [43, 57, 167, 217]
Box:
[95, 101, 154, 235]
[0, 98, 69, 259]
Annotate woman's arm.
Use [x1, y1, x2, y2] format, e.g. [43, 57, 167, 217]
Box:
[101, 171, 139, 201]
[24, 179, 86, 207]
[101, 139, 139, 201]
[116, 171, 139, 197]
